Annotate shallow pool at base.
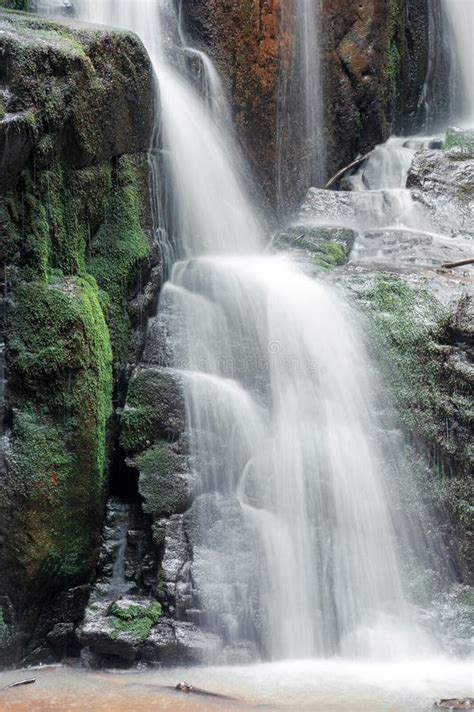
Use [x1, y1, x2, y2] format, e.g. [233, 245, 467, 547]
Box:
[0, 658, 472, 712]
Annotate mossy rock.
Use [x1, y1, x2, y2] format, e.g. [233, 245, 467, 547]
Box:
[4, 276, 113, 579]
[0, 10, 154, 186]
[136, 442, 193, 517]
[108, 599, 162, 642]
[444, 127, 474, 157]
[274, 225, 355, 270]
[120, 368, 186, 454]
[1, 275, 113, 663]
[361, 274, 473, 476]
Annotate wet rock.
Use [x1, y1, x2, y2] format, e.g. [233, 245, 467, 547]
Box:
[159, 514, 191, 611]
[46, 623, 79, 657]
[0, 11, 153, 186]
[182, 1, 438, 209]
[136, 442, 196, 518]
[140, 617, 179, 663]
[80, 596, 162, 662]
[433, 701, 474, 711]
[184, 494, 260, 641]
[444, 127, 474, 157]
[407, 147, 474, 238]
[299, 187, 415, 228]
[350, 228, 473, 269]
[120, 367, 186, 454]
[274, 224, 356, 269]
[174, 621, 223, 663]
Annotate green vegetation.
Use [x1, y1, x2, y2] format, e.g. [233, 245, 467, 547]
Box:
[88, 157, 151, 363]
[444, 127, 474, 156]
[365, 274, 472, 476]
[0, 0, 30, 9]
[120, 369, 183, 453]
[313, 242, 346, 270]
[274, 226, 355, 270]
[7, 277, 112, 578]
[108, 601, 162, 641]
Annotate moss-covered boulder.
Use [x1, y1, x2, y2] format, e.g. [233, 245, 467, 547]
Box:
[0, 10, 156, 665]
[0, 10, 153, 189]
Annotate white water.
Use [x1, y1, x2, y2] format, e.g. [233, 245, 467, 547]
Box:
[443, 0, 474, 126]
[42, 0, 465, 663]
[277, 0, 325, 210]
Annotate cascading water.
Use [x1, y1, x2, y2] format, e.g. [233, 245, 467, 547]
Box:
[276, 0, 325, 212]
[42, 0, 462, 662]
[443, 0, 474, 126]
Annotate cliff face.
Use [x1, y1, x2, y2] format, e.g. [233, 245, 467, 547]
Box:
[182, 0, 444, 210]
[0, 10, 157, 665]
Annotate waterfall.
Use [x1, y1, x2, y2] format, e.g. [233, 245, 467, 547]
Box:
[276, 0, 325, 212]
[443, 0, 474, 126]
[41, 0, 450, 661]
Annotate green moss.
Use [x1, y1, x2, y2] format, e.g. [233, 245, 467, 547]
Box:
[274, 226, 355, 269]
[7, 276, 113, 578]
[0, 0, 30, 9]
[364, 274, 472, 475]
[87, 157, 151, 364]
[313, 242, 346, 270]
[108, 601, 162, 642]
[135, 441, 183, 479]
[135, 441, 190, 516]
[444, 128, 474, 156]
[120, 369, 183, 453]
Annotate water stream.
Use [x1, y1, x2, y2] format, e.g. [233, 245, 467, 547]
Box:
[442, 0, 474, 126]
[38, 0, 472, 692]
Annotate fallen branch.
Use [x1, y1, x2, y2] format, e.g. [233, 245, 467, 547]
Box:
[325, 151, 373, 188]
[174, 681, 236, 700]
[2, 678, 36, 691]
[441, 258, 474, 269]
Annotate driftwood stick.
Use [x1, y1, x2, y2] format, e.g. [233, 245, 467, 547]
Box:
[325, 150, 373, 188]
[174, 681, 236, 700]
[441, 258, 474, 269]
[2, 678, 36, 691]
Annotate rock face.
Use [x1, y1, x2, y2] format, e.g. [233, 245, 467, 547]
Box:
[408, 131, 474, 239]
[0, 11, 156, 666]
[182, 0, 444, 210]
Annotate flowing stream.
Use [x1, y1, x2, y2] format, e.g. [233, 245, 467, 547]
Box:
[38, 0, 472, 695]
[443, 0, 474, 126]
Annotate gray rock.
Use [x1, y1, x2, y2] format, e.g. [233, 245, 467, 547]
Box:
[184, 494, 260, 642]
[407, 150, 474, 238]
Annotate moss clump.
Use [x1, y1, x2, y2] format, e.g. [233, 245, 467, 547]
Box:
[108, 601, 162, 641]
[313, 242, 346, 270]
